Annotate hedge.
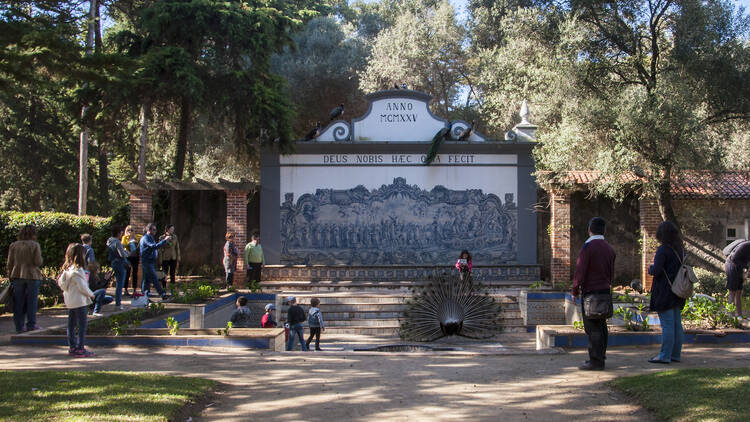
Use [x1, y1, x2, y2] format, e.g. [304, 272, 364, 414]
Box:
[0, 208, 128, 276]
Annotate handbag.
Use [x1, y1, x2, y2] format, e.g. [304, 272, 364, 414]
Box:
[583, 293, 613, 319]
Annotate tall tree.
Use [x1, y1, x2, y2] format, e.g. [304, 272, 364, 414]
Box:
[534, 0, 750, 224]
[359, 0, 468, 116]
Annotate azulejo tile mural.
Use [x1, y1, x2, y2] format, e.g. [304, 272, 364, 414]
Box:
[280, 177, 517, 265]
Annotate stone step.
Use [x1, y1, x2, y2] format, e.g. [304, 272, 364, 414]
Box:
[276, 303, 520, 313]
[321, 326, 400, 335]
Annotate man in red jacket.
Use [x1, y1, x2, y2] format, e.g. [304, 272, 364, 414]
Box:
[571, 217, 616, 371]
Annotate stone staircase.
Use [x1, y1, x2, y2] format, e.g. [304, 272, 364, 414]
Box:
[265, 280, 530, 336]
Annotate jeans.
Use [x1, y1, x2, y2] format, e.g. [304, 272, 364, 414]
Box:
[657, 307, 684, 362]
[141, 261, 165, 297]
[92, 288, 113, 313]
[225, 271, 234, 286]
[112, 260, 127, 306]
[11, 279, 39, 332]
[127, 257, 139, 291]
[582, 298, 608, 368]
[286, 323, 308, 351]
[67, 306, 88, 349]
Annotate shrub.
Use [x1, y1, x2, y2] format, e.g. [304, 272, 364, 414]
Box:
[0, 210, 127, 276]
[693, 268, 726, 297]
[173, 280, 219, 304]
[682, 295, 739, 329]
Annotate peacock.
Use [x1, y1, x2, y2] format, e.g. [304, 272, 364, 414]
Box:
[424, 122, 453, 165]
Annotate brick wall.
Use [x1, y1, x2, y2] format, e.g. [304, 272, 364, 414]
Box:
[226, 190, 249, 286]
[129, 189, 153, 233]
[640, 200, 661, 290]
[550, 191, 571, 285]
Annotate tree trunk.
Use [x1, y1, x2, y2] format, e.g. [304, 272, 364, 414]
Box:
[174, 96, 192, 179]
[77, 0, 97, 216]
[138, 102, 150, 181]
[98, 143, 109, 215]
[656, 175, 679, 228]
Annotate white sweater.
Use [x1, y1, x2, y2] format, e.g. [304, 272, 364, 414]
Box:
[58, 266, 94, 309]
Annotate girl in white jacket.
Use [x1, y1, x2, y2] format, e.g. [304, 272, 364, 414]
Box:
[58, 243, 96, 357]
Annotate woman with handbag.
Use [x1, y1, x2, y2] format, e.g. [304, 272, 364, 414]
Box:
[648, 220, 687, 364]
[6, 225, 43, 333]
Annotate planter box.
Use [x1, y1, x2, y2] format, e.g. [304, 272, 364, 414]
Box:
[536, 325, 750, 350]
[519, 290, 567, 326]
[11, 328, 286, 351]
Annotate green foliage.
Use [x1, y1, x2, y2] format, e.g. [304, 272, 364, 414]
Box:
[166, 316, 179, 336]
[693, 268, 727, 296]
[614, 304, 650, 331]
[611, 368, 750, 422]
[682, 295, 740, 329]
[272, 16, 370, 137]
[0, 211, 127, 276]
[88, 303, 168, 335]
[173, 280, 219, 304]
[359, 0, 469, 117]
[218, 321, 233, 336]
[572, 320, 584, 330]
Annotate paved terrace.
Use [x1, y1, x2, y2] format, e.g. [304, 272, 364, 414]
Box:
[3, 306, 750, 421]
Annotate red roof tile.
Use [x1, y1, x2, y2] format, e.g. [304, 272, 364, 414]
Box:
[540, 170, 750, 199]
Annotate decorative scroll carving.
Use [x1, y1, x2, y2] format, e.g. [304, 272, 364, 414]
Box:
[316, 120, 351, 142]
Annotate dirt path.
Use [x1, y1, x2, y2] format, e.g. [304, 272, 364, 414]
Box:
[2, 339, 749, 421]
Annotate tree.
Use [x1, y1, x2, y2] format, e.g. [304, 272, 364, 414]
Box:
[359, 0, 468, 116]
[130, 0, 320, 179]
[534, 0, 750, 224]
[272, 16, 370, 137]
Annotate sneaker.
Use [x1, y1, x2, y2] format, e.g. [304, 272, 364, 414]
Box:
[74, 348, 95, 358]
[118, 305, 125, 311]
[68, 347, 79, 356]
[92, 312, 104, 317]
[161, 294, 172, 302]
[24, 324, 41, 332]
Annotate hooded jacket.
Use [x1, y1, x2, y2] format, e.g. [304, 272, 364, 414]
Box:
[106, 237, 127, 264]
[57, 266, 94, 309]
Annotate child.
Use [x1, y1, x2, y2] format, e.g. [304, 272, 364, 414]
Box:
[229, 296, 252, 328]
[456, 250, 473, 281]
[81, 233, 95, 266]
[306, 297, 325, 351]
[261, 304, 277, 328]
[58, 243, 96, 357]
[285, 296, 308, 351]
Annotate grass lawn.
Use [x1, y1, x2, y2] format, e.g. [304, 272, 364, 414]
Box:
[0, 370, 215, 421]
[611, 368, 750, 422]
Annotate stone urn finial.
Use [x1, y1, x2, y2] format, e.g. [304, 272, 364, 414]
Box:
[520, 99, 530, 125]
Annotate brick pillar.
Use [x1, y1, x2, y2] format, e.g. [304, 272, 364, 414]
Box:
[226, 190, 248, 287]
[129, 189, 153, 233]
[640, 200, 661, 291]
[550, 190, 571, 286]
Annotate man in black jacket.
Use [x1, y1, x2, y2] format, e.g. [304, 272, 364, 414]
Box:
[286, 296, 309, 351]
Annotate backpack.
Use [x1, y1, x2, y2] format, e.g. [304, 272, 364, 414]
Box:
[664, 246, 696, 299]
[308, 309, 321, 327]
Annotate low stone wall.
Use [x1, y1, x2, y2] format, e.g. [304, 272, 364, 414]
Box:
[536, 325, 750, 350]
[263, 265, 541, 282]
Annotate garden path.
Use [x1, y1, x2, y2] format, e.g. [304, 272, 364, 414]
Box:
[1, 328, 749, 421]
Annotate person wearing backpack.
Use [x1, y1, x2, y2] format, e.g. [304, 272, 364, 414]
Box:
[648, 221, 687, 364]
[305, 297, 325, 351]
[724, 239, 750, 319]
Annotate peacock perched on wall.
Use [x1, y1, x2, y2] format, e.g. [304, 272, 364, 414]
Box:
[399, 271, 502, 341]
